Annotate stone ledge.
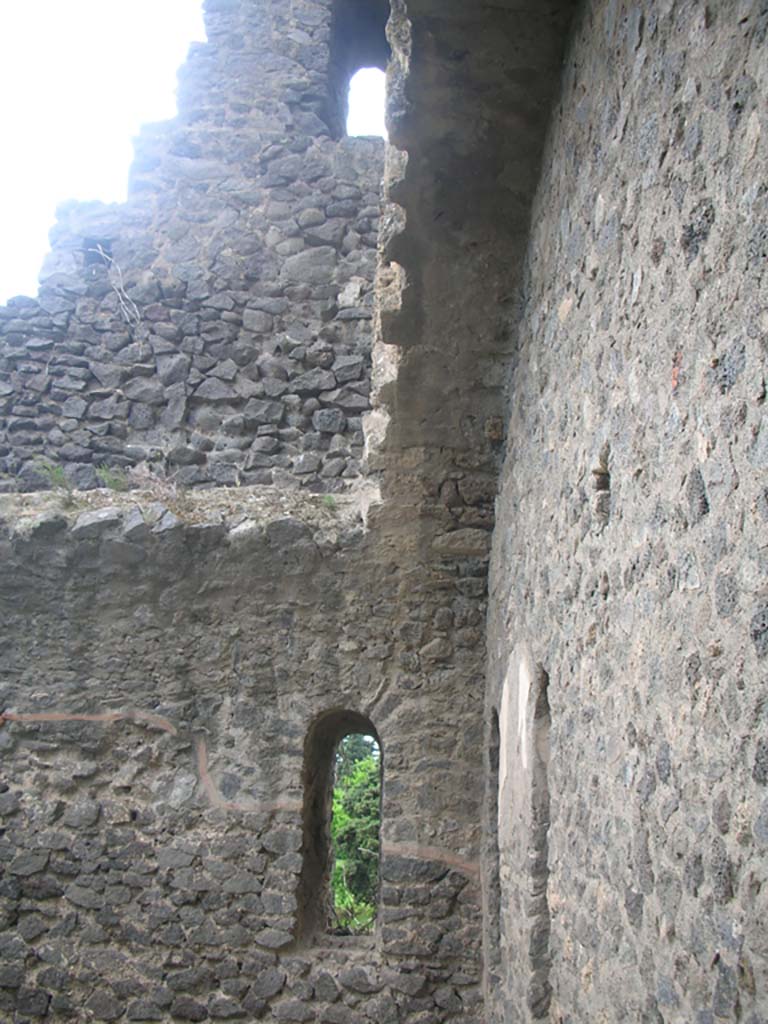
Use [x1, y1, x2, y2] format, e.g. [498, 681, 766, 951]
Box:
[0, 480, 380, 545]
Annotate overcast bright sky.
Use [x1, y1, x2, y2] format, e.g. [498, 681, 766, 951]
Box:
[0, 2, 385, 305]
[0, 1, 206, 303]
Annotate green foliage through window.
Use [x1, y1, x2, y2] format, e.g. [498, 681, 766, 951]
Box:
[330, 733, 380, 934]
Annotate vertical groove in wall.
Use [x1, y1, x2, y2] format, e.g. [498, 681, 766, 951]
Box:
[492, 653, 554, 1024]
[482, 708, 503, 1009]
[528, 672, 551, 1020]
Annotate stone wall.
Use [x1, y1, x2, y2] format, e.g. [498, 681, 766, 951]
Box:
[372, 1, 576, 1012]
[0, 485, 487, 1022]
[2, 0, 767, 1021]
[487, 1, 768, 1020]
[0, 0, 383, 495]
[0, 2, 492, 1021]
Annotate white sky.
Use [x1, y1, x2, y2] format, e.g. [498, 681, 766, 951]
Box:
[348, 68, 387, 140]
[0, 4, 385, 304]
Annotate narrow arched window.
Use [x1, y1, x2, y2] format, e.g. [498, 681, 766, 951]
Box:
[324, 0, 390, 139]
[347, 67, 387, 139]
[297, 710, 382, 942]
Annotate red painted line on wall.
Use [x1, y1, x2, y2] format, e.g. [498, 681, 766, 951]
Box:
[192, 733, 302, 815]
[382, 840, 480, 880]
[2, 711, 119, 725]
[1, 708, 299, 817]
[1, 709, 177, 734]
[193, 732, 233, 810]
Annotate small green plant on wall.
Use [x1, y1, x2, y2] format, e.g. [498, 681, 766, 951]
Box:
[35, 459, 74, 505]
[96, 464, 130, 491]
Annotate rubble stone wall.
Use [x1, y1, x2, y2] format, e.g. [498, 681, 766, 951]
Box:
[371, 0, 577, 1014]
[0, 0, 383, 495]
[0, 2, 491, 1020]
[0, 486, 487, 1022]
[487, 1, 768, 1021]
[2, 0, 767, 1022]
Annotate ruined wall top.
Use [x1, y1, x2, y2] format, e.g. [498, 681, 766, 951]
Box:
[0, 0, 385, 494]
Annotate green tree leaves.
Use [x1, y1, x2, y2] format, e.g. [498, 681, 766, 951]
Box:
[330, 733, 381, 933]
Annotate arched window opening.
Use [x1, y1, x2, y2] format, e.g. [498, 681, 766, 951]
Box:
[298, 710, 382, 943]
[325, 0, 390, 139]
[347, 67, 387, 139]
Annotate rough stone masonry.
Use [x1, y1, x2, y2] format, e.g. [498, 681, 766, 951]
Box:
[0, 1, 766, 1023]
[0, 0, 385, 495]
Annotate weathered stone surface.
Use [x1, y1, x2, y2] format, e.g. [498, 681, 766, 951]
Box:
[244, 399, 284, 426]
[16, 988, 51, 1016]
[85, 989, 125, 1021]
[0, 4, 764, 1024]
[126, 999, 165, 1021]
[71, 508, 122, 538]
[254, 928, 292, 950]
[481, 2, 768, 1022]
[312, 409, 346, 434]
[0, 40, 380, 498]
[170, 995, 208, 1021]
[194, 379, 238, 403]
[242, 309, 274, 334]
[281, 247, 337, 285]
[313, 973, 339, 1003]
[338, 966, 381, 994]
[251, 968, 286, 1000]
[292, 369, 337, 395]
[8, 851, 49, 876]
[273, 1000, 315, 1022]
[208, 995, 246, 1019]
[124, 378, 165, 405]
[157, 354, 191, 387]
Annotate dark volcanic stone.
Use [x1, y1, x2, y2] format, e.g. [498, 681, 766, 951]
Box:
[170, 995, 209, 1021]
